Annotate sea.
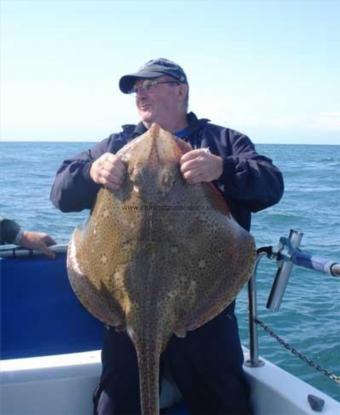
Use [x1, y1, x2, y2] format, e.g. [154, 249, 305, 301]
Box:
[0, 141, 339, 402]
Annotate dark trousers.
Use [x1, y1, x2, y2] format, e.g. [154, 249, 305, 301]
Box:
[94, 303, 253, 415]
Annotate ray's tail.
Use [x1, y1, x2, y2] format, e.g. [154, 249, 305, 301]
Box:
[134, 333, 162, 415]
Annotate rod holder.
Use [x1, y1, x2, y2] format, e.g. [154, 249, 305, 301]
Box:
[266, 229, 303, 312]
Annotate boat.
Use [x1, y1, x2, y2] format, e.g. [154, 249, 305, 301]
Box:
[1, 229, 340, 414]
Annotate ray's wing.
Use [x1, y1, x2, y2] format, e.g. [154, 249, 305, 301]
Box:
[162, 182, 256, 337]
[67, 188, 138, 329]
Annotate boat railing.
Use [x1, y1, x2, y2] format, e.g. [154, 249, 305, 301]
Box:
[245, 229, 340, 380]
[0, 243, 68, 258]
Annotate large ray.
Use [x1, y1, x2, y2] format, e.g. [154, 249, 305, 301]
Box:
[67, 124, 256, 415]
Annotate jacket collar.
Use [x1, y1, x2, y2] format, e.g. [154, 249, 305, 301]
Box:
[122, 112, 209, 141]
[185, 112, 210, 136]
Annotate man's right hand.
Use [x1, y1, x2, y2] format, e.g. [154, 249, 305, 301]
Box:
[90, 153, 126, 191]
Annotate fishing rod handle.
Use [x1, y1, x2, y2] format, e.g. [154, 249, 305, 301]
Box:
[291, 250, 340, 277]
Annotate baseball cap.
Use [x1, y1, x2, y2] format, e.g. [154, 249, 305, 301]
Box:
[119, 58, 188, 94]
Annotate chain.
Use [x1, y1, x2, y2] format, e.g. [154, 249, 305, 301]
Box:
[255, 317, 340, 385]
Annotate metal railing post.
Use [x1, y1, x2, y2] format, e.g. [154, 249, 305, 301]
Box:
[245, 252, 266, 367]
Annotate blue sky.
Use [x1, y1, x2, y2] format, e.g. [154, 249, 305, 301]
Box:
[1, 0, 339, 144]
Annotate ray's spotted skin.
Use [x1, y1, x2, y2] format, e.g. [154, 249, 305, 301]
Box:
[67, 125, 256, 415]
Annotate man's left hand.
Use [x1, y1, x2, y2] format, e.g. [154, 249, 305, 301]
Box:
[180, 149, 223, 184]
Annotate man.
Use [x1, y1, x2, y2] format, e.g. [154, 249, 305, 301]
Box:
[50, 58, 284, 414]
[0, 217, 56, 258]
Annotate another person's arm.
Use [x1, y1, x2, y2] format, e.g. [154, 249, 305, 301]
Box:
[0, 218, 56, 258]
[19, 231, 56, 258]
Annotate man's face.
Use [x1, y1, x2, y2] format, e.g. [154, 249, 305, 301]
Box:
[134, 76, 185, 127]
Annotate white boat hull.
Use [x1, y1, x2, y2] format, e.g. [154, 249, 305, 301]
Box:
[1, 348, 339, 415]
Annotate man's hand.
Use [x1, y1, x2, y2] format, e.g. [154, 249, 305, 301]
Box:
[19, 231, 56, 259]
[90, 153, 126, 191]
[180, 149, 223, 184]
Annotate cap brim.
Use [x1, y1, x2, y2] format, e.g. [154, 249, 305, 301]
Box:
[119, 71, 164, 93]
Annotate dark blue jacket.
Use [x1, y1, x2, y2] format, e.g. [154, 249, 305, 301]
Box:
[0, 218, 21, 244]
[50, 112, 284, 231]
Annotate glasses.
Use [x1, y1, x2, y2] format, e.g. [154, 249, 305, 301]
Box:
[129, 79, 180, 94]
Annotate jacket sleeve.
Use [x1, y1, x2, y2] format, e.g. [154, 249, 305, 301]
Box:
[50, 136, 117, 212]
[0, 218, 21, 244]
[217, 130, 284, 212]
